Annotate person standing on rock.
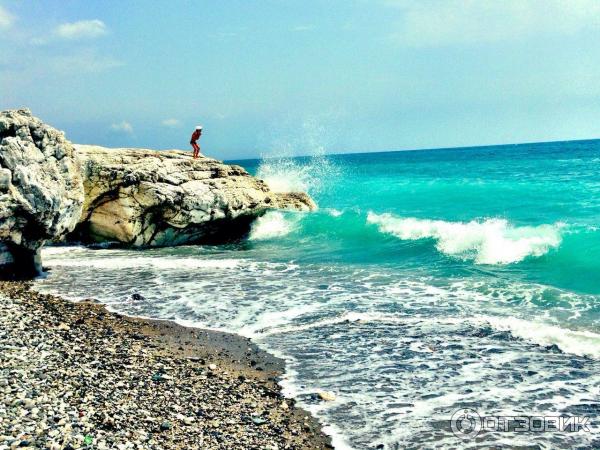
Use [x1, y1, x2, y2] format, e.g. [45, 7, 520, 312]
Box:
[190, 125, 203, 158]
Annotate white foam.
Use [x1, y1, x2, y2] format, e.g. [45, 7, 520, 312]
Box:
[45, 256, 241, 270]
[262, 311, 461, 336]
[240, 303, 322, 338]
[367, 213, 563, 264]
[326, 208, 343, 217]
[478, 315, 600, 359]
[41, 246, 84, 255]
[249, 211, 297, 241]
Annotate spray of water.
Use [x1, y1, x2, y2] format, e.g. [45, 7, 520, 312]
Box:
[256, 117, 341, 196]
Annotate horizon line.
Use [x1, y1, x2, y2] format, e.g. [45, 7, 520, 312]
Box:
[226, 136, 600, 163]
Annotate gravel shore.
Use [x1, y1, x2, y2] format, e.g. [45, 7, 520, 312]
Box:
[0, 281, 332, 450]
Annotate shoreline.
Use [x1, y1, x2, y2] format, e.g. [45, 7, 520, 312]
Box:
[0, 281, 332, 449]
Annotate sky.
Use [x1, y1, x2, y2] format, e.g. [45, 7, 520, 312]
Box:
[2, 0, 600, 160]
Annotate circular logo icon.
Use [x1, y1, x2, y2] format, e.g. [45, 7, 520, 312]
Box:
[451, 408, 482, 439]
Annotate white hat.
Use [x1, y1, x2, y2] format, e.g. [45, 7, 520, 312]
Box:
[195, 125, 203, 130]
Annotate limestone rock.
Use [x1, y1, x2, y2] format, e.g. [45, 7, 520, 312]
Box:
[0, 109, 316, 277]
[0, 109, 84, 275]
[72, 145, 316, 246]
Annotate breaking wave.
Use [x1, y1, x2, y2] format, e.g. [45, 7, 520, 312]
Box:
[367, 213, 563, 264]
[249, 211, 298, 241]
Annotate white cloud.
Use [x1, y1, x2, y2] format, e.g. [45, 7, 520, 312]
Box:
[386, 0, 600, 47]
[56, 19, 108, 40]
[110, 121, 133, 134]
[0, 5, 15, 29]
[161, 118, 180, 128]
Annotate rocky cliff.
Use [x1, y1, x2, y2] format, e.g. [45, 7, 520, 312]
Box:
[0, 110, 315, 277]
[0, 110, 84, 276]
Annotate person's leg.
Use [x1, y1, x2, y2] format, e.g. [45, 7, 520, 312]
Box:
[192, 142, 199, 158]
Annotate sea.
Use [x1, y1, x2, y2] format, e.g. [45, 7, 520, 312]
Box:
[35, 140, 600, 449]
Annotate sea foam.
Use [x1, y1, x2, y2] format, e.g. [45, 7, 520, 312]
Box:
[367, 213, 563, 264]
[45, 256, 241, 270]
[249, 211, 297, 241]
[478, 315, 600, 359]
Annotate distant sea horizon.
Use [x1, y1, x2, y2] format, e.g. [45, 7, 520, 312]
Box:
[225, 136, 600, 163]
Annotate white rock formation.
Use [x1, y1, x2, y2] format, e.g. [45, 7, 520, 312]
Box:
[74, 145, 315, 246]
[0, 109, 84, 275]
[0, 110, 315, 277]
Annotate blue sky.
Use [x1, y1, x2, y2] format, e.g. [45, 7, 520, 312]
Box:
[2, 0, 600, 159]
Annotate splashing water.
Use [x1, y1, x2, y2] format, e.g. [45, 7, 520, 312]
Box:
[249, 211, 298, 241]
[256, 154, 339, 196]
[255, 116, 341, 195]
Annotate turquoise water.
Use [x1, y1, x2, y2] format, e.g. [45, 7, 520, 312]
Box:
[238, 141, 600, 295]
[36, 140, 600, 449]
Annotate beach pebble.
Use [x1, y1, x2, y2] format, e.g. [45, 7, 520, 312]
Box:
[317, 391, 336, 401]
[251, 416, 267, 425]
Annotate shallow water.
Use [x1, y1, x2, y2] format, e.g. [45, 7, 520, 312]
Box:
[36, 140, 600, 449]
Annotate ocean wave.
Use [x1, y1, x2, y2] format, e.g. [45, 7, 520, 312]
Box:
[249, 211, 298, 241]
[367, 213, 563, 264]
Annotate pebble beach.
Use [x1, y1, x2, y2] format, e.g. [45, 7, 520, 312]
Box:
[0, 281, 332, 450]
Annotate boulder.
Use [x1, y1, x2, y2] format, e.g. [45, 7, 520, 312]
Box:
[0, 109, 84, 276]
[72, 145, 315, 246]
